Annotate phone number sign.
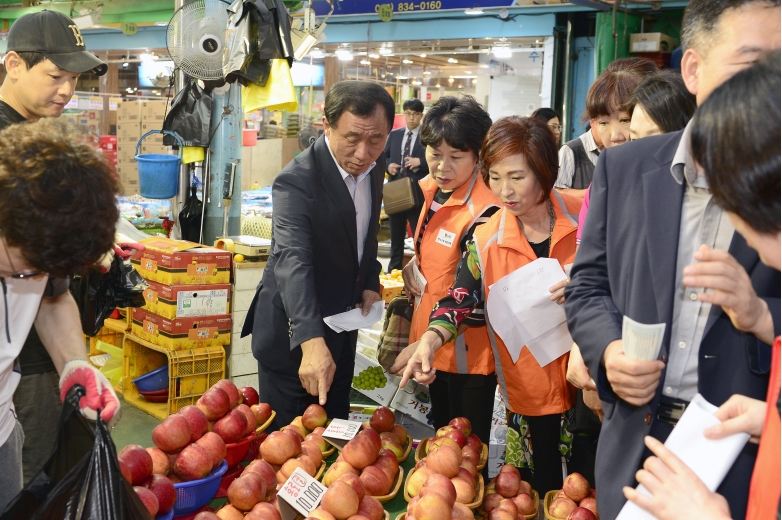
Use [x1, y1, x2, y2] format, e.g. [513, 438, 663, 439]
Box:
[314, 0, 514, 16]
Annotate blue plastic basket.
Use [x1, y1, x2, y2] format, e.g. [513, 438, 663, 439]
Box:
[131, 364, 168, 392]
[136, 130, 184, 199]
[155, 508, 174, 520]
[172, 460, 229, 516]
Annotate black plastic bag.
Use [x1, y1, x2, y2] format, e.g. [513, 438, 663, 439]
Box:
[179, 185, 204, 243]
[162, 75, 212, 147]
[70, 256, 148, 337]
[0, 386, 152, 520]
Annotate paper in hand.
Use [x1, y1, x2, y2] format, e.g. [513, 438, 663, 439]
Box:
[622, 316, 665, 361]
[324, 301, 385, 333]
[616, 394, 750, 520]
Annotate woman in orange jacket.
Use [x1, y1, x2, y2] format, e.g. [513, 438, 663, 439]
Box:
[399, 116, 579, 492]
[390, 96, 500, 448]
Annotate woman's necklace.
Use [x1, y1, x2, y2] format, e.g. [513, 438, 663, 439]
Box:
[546, 200, 555, 255]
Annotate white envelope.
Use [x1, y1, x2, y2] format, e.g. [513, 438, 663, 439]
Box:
[323, 301, 385, 333]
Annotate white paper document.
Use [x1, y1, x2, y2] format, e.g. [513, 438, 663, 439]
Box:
[486, 258, 571, 365]
[622, 316, 666, 361]
[323, 301, 385, 333]
[411, 261, 428, 308]
[616, 394, 750, 520]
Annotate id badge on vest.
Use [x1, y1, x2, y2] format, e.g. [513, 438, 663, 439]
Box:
[435, 228, 456, 248]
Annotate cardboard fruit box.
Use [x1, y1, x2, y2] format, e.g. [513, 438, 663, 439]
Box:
[131, 237, 232, 285]
[131, 307, 231, 350]
[142, 280, 231, 319]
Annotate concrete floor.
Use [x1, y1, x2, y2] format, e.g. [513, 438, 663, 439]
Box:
[109, 396, 161, 449]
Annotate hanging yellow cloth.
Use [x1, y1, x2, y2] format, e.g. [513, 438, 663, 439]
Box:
[182, 146, 205, 164]
[242, 59, 299, 113]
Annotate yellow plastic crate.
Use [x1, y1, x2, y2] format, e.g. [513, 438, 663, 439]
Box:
[122, 333, 225, 420]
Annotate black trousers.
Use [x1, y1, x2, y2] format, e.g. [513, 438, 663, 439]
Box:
[388, 204, 422, 271]
[257, 340, 356, 432]
[510, 413, 565, 493]
[429, 372, 497, 447]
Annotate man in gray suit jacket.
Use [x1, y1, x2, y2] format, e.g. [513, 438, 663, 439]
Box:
[564, 1, 780, 518]
[242, 81, 395, 430]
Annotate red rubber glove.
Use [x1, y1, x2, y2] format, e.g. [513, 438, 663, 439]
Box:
[59, 359, 120, 421]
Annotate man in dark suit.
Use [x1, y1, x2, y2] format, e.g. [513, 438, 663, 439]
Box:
[564, 1, 780, 519]
[384, 98, 429, 271]
[242, 81, 395, 429]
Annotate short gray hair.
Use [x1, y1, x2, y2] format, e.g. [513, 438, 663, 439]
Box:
[681, 0, 780, 53]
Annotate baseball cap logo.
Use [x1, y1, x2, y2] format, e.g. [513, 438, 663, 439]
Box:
[68, 25, 85, 47]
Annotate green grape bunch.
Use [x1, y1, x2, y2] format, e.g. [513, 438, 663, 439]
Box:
[352, 365, 387, 390]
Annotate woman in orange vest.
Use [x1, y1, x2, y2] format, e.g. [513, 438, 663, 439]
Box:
[399, 116, 580, 492]
[390, 96, 500, 448]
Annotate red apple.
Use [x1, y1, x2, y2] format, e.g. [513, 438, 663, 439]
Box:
[302, 404, 328, 431]
[435, 426, 454, 438]
[304, 432, 329, 452]
[567, 507, 597, 520]
[247, 502, 281, 520]
[361, 428, 382, 453]
[496, 498, 518, 518]
[146, 447, 170, 476]
[357, 495, 383, 520]
[309, 507, 338, 520]
[173, 443, 213, 481]
[179, 404, 209, 442]
[197, 387, 232, 421]
[451, 476, 475, 504]
[134, 486, 159, 517]
[118, 444, 153, 486]
[240, 386, 260, 406]
[374, 449, 399, 483]
[448, 417, 472, 436]
[321, 480, 360, 520]
[228, 472, 266, 511]
[443, 429, 467, 449]
[118, 457, 132, 484]
[195, 431, 227, 469]
[338, 472, 366, 502]
[195, 513, 221, 520]
[513, 492, 536, 516]
[563, 472, 590, 502]
[323, 461, 360, 487]
[360, 465, 391, 496]
[405, 467, 433, 497]
[147, 474, 177, 513]
[495, 467, 520, 498]
[235, 404, 259, 436]
[461, 444, 480, 465]
[518, 479, 532, 495]
[243, 459, 277, 497]
[549, 497, 577, 519]
[214, 379, 242, 408]
[380, 435, 404, 459]
[465, 434, 482, 450]
[260, 431, 301, 465]
[426, 444, 462, 478]
[214, 408, 249, 444]
[369, 407, 395, 433]
[411, 493, 451, 520]
[452, 502, 473, 520]
[301, 440, 324, 468]
[251, 403, 273, 425]
[217, 504, 245, 520]
[282, 425, 305, 443]
[342, 432, 378, 470]
[459, 459, 477, 479]
[422, 472, 456, 507]
[578, 497, 598, 518]
[483, 492, 503, 513]
[390, 424, 408, 446]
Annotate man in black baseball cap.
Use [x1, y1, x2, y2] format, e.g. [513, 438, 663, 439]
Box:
[0, 9, 109, 493]
[0, 10, 107, 124]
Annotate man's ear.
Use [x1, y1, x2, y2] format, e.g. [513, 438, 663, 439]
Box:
[3, 52, 26, 80]
[680, 48, 701, 98]
[322, 115, 331, 138]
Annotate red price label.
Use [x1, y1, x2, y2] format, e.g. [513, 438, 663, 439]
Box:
[279, 468, 326, 517]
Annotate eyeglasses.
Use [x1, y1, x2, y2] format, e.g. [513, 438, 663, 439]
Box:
[1, 236, 44, 279]
[404, 111, 423, 118]
[548, 124, 562, 131]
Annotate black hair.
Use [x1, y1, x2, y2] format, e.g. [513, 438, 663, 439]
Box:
[403, 99, 424, 113]
[626, 70, 696, 133]
[324, 80, 395, 131]
[691, 50, 780, 234]
[681, 0, 780, 52]
[583, 57, 657, 122]
[531, 108, 561, 124]
[15, 51, 46, 70]
[419, 96, 492, 158]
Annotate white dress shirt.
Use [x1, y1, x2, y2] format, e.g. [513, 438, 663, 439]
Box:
[400, 125, 420, 158]
[555, 130, 600, 188]
[325, 136, 374, 265]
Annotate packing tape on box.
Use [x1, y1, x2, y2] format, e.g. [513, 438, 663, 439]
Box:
[214, 238, 235, 252]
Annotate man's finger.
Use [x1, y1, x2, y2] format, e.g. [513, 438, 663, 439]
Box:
[644, 436, 687, 476]
[399, 362, 415, 388]
[317, 375, 331, 406]
[623, 486, 655, 514]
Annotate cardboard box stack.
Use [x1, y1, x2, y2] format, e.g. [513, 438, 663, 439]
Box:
[130, 237, 233, 351]
[116, 100, 171, 196]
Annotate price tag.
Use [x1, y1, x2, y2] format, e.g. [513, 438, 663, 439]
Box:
[322, 418, 362, 450]
[277, 467, 327, 520]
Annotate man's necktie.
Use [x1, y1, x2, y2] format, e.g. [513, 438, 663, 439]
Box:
[401, 131, 412, 176]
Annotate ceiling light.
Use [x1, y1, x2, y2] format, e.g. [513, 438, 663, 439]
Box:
[379, 47, 393, 55]
[369, 53, 380, 59]
[402, 59, 413, 64]
[360, 59, 370, 65]
[412, 80, 422, 85]
[420, 53, 427, 58]
[458, 84, 464, 88]
[466, 71, 472, 74]
[492, 44, 512, 58]
[448, 77, 454, 83]
[139, 53, 157, 63]
[480, 64, 489, 68]
[448, 58, 458, 64]
[122, 62, 129, 68]
[397, 76, 408, 80]
[472, 79, 478, 85]
[464, 7, 483, 14]
[309, 47, 324, 58]
[335, 46, 353, 61]
[423, 71, 431, 75]
[436, 83, 441, 88]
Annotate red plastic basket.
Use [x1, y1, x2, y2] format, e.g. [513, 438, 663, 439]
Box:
[214, 463, 244, 499]
[244, 430, 268, 462]
[224, 432, 255, 467]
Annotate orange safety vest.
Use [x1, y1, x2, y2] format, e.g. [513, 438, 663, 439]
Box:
[409, 172, 501, 375]
[472, 191, 580, 416]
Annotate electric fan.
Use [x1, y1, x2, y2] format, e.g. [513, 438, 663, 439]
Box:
[166, 0, 232, 81]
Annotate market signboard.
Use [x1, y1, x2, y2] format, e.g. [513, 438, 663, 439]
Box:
[314, 0, 515, 16]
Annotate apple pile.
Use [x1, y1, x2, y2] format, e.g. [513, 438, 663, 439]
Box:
[406, 417, 480, 507]
[482, 465, 535, 519]
[214, 459, 286, 519]
[117, 445, 177, 517]
[405, 472, 474, 520]
[548, 473, 598, 520]
[197, 380, 260, 445]
[305, 473, 385, 520]
[321, 407, 403, 497]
